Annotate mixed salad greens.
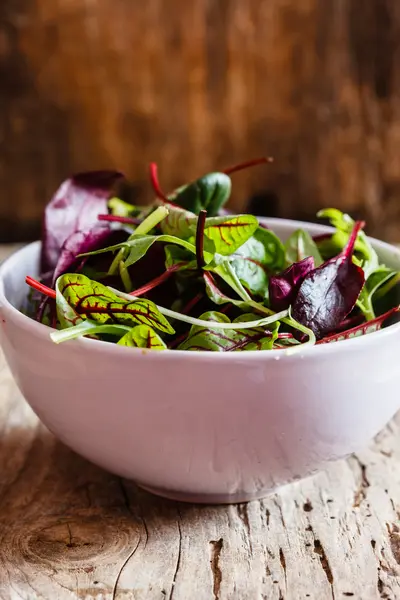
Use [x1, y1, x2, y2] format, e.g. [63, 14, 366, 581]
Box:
[25, 158, 400, 352]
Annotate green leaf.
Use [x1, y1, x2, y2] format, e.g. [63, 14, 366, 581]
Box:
[108, 197, 143, 218]
[57, 273, 175, 334]
[201, 214, 258, 256]
[230, 227, 285, 296]
[164, 245, 197, 271]
[285, 229, 323, 267]
[357, 267, 398, 320]
[172, 173, 231, 216]
[203, 271, 253, 311]
[317, 208, 379, 277]
[178, 311, 279, 352]
[80, 234, 200, 267]
[55, 276, 85, 329]
[117, 325, 167, 350]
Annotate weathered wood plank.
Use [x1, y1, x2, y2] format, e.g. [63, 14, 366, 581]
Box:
[0, 245, 399, 599]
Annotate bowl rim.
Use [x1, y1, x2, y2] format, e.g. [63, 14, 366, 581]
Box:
[1, 216, 400, 363]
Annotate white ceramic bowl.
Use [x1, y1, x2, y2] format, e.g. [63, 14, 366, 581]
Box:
[1, 218, 400, 504]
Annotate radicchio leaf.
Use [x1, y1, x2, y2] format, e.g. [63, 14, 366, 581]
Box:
[57, 273, 174, 334]
[117, 325, 167, 350]
[292, 222, 365, 339]
[269, 257, 315, 312]
[178, 311, 279, 352]
[41, 170, 124, 274]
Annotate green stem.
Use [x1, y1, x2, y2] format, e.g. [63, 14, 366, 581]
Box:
[119, 260, 133, 293]
[50, 321, 130, 344]
[130, 205, 169, 237]
[109, 206, 170, 276]
[374, 272, 400, 300]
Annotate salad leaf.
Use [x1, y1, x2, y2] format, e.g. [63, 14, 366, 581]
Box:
[292, 221, 365, 338]
[51, 225, 119, 284]
[357, 267, 398, 321]
[41, 171, 123, 274]
[269, 257, 315, 312]
[230, 227, 285, 296]
[57, 273, 174, 334]
[200, 215, 258, 256]
[285, 229, 323, 267]
[178, 311, 279, 351]
[172, 173, 231, 216]
[317, 208, 378, 277]
[117, 325, 167, 350]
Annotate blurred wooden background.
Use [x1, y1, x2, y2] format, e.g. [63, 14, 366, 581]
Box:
[1, 0, 400, 242]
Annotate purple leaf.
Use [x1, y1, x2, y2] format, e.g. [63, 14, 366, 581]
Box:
[52, 225, 115, 284]
[41, 170, 124, 274]
[292, 221, 365, 339]
[269, 256, 315, 312]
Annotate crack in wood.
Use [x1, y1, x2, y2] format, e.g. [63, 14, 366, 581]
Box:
[351, 456, 370, 508]
[237, 503, 253, 554]
[313, 539, 335, 598]
[168, 508, 182, 600]
[209, 538, 223, 600]
[387, 523, 400, 565]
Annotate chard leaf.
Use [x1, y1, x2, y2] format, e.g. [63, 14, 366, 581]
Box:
[117, 325, 167, 349]
[292, 222, 365, 339]
[178, 311, 279, 352]
[41, 171, 123, 274]
[201, 215, 258, 255]
[57, 273, 174, 334]
[55, 276, 84, 329]
[285, 229, 323, 267]
[230, 227, 285, 296]
[269, 257, 315, 312]
[317, 208, 378, 277]
[80, 234, 200, 267]
[172, 173, 231, 216]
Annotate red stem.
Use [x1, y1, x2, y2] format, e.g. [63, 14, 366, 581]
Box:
[344, 221, 365, 259]
[196, 210, 207, 269]
[181, 292, 203, 315]
[26, 276, 56, 299]
[98, 214, 142, 226]
[149, 163, 170, 203]
[223, 156, 274, 175]
[129, 264, 182, 297]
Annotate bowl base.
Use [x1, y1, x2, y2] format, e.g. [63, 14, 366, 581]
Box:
[138, 484, 277, 505]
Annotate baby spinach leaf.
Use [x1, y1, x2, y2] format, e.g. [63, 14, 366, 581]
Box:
[230, 228, 285, 296]
[285, 229, 323, 267]
[41, 171, 123, 274]
[178, 311, 279, 351]
[269, 257, 315, 312]
[292, 221, 365, 339]
[172, 173, 231, 216]
[117, 325, 167, 350]
[57, 273, 174, 334]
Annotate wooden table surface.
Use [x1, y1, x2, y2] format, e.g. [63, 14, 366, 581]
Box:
[1, 246, 400, 600]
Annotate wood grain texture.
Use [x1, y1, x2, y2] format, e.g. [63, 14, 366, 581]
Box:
[0, 242, 400, 600]
[2, 1, 400, 242]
